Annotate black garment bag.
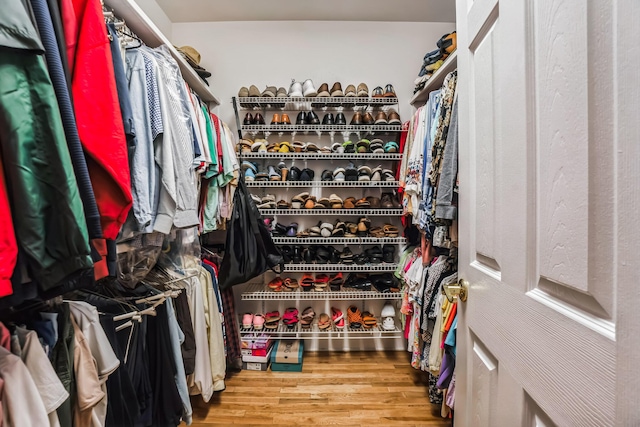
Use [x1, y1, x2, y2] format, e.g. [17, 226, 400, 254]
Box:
[219, 179, 282, 289]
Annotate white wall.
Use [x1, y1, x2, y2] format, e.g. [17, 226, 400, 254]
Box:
[136, 0, 173, 38]
[171, 21, 456, 128]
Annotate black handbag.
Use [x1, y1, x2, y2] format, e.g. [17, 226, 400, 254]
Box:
[219, 180, 283, 289]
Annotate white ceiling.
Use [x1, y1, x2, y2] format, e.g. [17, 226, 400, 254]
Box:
[156, 0, 456, 23]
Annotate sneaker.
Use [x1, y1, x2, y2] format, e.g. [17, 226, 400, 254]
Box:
[381, 302, 396, 318]
[288, 80, 303, 97]
[302, 79, 318, 97]
[382, 317, 396, 331]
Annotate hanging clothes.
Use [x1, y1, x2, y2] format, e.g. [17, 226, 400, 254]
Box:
[61, 0, 133, 239]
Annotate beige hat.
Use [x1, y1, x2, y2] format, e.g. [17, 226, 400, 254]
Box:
[178, 45, 201, 65]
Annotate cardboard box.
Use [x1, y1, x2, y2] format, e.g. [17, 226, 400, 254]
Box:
[241, 340, 274, 357]
[242, 346, 272, 364]
[242, 360, 270, 371]
[241, 334, 272, 351]
[270, 340, 304, 372]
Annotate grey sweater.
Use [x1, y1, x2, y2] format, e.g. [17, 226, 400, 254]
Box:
[435, 97, 458, 220]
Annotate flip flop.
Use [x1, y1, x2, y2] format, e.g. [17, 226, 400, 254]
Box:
[318, 313, 331, 330]
[300, 307, 315, 328]
[362, 312, 377, 329]
[332, 307, 345, 329]
[283, 308, 299, 328]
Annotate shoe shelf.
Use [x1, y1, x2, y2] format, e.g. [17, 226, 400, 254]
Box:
[246, 180, 400, 188]
[281, 263, 398, 273]
[240, 283, 402, 301]
[236, 96, 399, 110]
[240, 152, 403, 161]
[241, 124, 402, 133]
[271, 236, 406, 245]
[260, 208, 403, 216]
[239, 322, 402, 339]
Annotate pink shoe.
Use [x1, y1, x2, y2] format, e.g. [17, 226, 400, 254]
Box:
[242, 313, 254, 329]
[253, 314, 265, 330]
[331, 307, 344, 329]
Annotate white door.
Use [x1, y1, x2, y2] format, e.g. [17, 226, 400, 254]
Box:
[454, 0, 640, 426]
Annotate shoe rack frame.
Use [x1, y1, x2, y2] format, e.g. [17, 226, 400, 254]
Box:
[232, 96, 406, 344]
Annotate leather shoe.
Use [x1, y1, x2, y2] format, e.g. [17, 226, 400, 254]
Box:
[322, 113, 335, 125]
[387, 109, 401, 125]
[281, 113, 291, 125]
[253, 113, 265, 125]
[371, 86, 384, 98]
[362, 112, 375, 125]
[296, 111, 307, 125]
[317, 83, 330, 97]
[357, 83, 369, 97]
[335, 112, 347, 125]
[344, 84, 356, 97]
[271, 113, 281, 125]
[243, 113, 253, 125]
[330, 82, 344, 97]
[383, 84, 397, 97]
[305, 111, 320, 125]
[350, 111, 363, 125]
[374, 111, 388, 125]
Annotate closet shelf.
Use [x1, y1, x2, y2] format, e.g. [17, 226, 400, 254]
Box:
[281, 263, 398, 273]
[236, 96, 399, 110]
[241, 124, 402, 133]
[239, 322, 402, 338]
[240, 284, 402, 300]
[239, 152, 403, 161]
[271, 236, 407, 245]
[104, 0, 220, 104]
[260, 208, 403, 216]
[246, 181, 400, 188]
[410, 50, 457, 106]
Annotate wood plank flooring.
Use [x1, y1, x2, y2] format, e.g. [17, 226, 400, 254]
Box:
[187, 351, 452, 427]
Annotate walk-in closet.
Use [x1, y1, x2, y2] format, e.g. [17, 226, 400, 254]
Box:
[0, 0, 636, 426]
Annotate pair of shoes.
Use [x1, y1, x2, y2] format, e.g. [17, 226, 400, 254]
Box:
[265, 311, 281, 329]
[381, 192, 401, 208]
[372, 84, 397, 98]
[319, 112, 347, 125]
[270, 113, 292, 125]
[381, 302, 397, 330]
[346, 306, 378, 329]
[286, 168, 314, 182]
[373, 110, 402, 125]
[296, 111, 320, 125]
[239, 85, 261, 97]
[289, 79, 318, 97]
[371, 273, 401, 293]
[317, 82, 346, 97]
[351, 111, 375, 125]
[283, 308, 299, 328]
[242, 313, 266, 329]
[243, 113, 265, 125]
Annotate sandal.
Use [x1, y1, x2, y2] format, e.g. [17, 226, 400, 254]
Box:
[265, 311, 280, 330]
[318, 313, 331, 330]
[357, 217, 371, 236]
[300, 307, 315, 328]
[329, 272, 343, 291]
[253, 314, 266, 330]
[314, 273, 329, 291]
[370, 139, 384, 153]
[344, 162, 358, 182]
[284, 277, 299, 290]
[356, 139, 370, 153]
[362, 311, 377, 329]
[291, 192, 310, 209]
[342, 140, 355, 153]
[332, 307, 345, 329]
[320, 222, 334, 237]
[293, 141, 305, 152]
[331, 142, 344, 153]
[384, 141, 399, 153]
[286, 223, 298, 237]
[347, 306, 363, 329]
[383, 224, 399, 237]
[277, 200, 291, 209]
[329, 194, 343, 209]
[357, 165, 372, 181]
[316, 197, 331, 209]
[343, 197, 356, 209]
[315, 246, 331, 264]
[369, 226, 385, 238]
[268, 277, 283, 290]
[301, 274, 315, 292]
[305, 197, 317, 209]
[355, 197, 370, 208]
[283, 308, 299, 328]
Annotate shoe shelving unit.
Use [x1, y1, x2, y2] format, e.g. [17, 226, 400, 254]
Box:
[240, 124, 402, 133]
[239, 322, 401, 339]
[233, 94, 406, 348]
[246, 180, 400, 188]
[259, 208, 402, 216]
[237, 96, 399, 110]
[240, 153, 402, 160]
[240, 284, 402, 301]
[281, 263, 398, 273]
[271, 237, 406, 245]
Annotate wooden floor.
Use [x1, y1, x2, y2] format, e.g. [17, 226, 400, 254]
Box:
[187, 351, 452, 426]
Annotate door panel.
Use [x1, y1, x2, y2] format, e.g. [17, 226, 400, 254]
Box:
[456, 0, 618, 425]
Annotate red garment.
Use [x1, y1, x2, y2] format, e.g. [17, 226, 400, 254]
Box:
[62, 0, 132, 239]
[0, 153, 16, 297]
